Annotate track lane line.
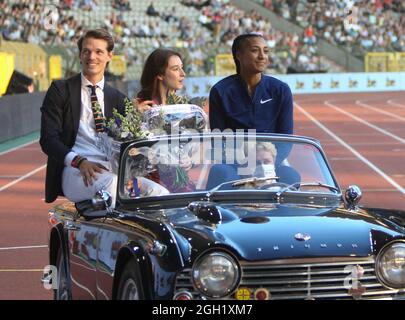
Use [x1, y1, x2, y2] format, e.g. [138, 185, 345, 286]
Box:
[324, 100, 405, 144]
[0, 245, 47, 251]
[0, 164, 46, 192]
[0, 269, 44, 272]
[294, 102, 405, 195]
[356, 100, 405, 121]
[387, 100, 405, 108]
[0, 139, 39, 157]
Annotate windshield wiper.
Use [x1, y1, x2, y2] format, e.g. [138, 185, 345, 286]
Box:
[299, 182, 340, 193]
[206, 176, 279, 200]
[232, 176, 279, 187]
[276, 181, 340, 201]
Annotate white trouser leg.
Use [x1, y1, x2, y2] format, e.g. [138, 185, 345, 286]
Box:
[62, 163, 117, 207]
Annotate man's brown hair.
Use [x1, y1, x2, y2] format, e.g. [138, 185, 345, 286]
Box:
[77, 28, 114, 53]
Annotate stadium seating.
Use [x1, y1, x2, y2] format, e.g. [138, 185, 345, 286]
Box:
[254, 0, 405, 59]
[1, 0, 345, 80]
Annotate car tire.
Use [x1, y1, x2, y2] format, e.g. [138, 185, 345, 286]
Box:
[54, 247, 72, 300]
[117, 259, 144, 300]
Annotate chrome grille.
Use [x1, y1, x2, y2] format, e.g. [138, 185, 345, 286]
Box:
[174, 257, 405, 300]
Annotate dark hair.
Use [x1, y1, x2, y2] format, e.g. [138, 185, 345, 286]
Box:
[231, 33, 264, 74]
[137, 49, 182, 103]
[77, 28, 114, 53]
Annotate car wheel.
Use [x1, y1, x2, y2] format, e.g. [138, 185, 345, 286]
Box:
[117, 260, 144, 300]
[54, 247, 71, 300]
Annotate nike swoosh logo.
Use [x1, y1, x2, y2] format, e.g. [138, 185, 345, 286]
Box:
[260, 98, 273, 104]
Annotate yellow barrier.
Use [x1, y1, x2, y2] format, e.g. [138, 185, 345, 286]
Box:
[215, 54, 236, 76]
[0, 40, 49, 91]
[395, 52, 405, 71]
[109, 55, 126, 76]
[0, 52, 14, 96]
[365, 52, 405, 72]
[49, 55, 62, 81]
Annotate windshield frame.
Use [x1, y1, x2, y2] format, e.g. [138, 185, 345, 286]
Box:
[116, 133, 342, 207]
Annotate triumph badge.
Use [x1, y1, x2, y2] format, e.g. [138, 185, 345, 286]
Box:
[294, 233, 311, 241]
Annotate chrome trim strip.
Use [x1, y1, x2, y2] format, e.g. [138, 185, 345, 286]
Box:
[240, 256, 374, 267]
[240, 275, 378, 286]
[174, 257, 405, 300]
[241, 267, 375, 278]
[163, 222, 185, 267]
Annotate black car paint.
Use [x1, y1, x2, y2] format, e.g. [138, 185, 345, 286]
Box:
[46, 133, 405, 299]
[49, 197, 405, 299]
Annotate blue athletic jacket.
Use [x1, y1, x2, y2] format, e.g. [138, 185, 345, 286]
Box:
[209, 74, 293, 133]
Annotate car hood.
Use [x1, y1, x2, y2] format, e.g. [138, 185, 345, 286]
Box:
[166, 203, 404, 261]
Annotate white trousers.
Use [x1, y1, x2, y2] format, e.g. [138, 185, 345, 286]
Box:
[62, 160, 117, 207]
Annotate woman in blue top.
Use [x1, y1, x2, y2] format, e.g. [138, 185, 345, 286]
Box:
[209, 33, 294, 134]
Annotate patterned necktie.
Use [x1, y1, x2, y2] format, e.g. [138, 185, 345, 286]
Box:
[87, 85, 105, 132]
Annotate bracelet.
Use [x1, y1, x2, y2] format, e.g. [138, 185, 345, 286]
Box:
[71, 155, 87, 168]
[77, 157, 87, 168]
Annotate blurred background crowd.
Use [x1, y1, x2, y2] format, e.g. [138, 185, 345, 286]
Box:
[256, 0, 405, 58]
[1, 0, 404, 81]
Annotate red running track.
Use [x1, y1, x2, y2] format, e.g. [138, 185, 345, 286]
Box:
[295, 92, 405, 210]
[0, 91, 404, 299]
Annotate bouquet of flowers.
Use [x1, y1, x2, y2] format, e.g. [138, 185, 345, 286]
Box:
[106, 98, 150, 141]
[102, 96, 209, 176]
[100, 98, 150, 173]
[166, 92, 189, 105]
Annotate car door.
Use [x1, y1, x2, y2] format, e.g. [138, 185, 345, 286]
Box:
[96, 222, 130, 300]
[67, 216, 100, 300]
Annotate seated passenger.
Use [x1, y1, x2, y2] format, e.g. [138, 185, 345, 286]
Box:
[127, 146, 196, 196]
[206, 141, 300, 190]
[149, 164, 196, 193]
[254, 142, 300, 185]
[126, 149, 170, 198]
[126, 176, 169, 197]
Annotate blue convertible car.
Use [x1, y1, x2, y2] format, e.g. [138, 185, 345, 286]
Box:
[44, 132, 405, 300]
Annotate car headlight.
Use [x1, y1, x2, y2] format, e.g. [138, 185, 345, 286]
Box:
[376, 242, 405, 289]
[192, 252, 240, 298]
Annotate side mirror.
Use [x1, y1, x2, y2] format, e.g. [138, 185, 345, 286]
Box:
[344, 185, 362, 211]
[75, 190, 113, 220]
[92, 190, 112, 211]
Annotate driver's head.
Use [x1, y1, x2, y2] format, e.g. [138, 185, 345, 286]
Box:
[256, 142, 277, 165]
[254, 142, 277, 178]
[243, 141, 277, 177]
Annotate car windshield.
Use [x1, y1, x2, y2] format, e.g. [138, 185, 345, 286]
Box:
[119, 134, 339, 200]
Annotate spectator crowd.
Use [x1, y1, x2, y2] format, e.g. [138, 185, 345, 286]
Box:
[256, 0, 405, 58]
[0, 0, 86, 46]
[0, 0, 351, 78]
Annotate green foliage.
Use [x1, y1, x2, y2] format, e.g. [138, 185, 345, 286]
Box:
[106, 98, 149, 141]
[166, 93, 189, 105]
[173, 166, 189, 188]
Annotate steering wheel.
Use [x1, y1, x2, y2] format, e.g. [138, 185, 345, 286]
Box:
[259, 182, 297, 190]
